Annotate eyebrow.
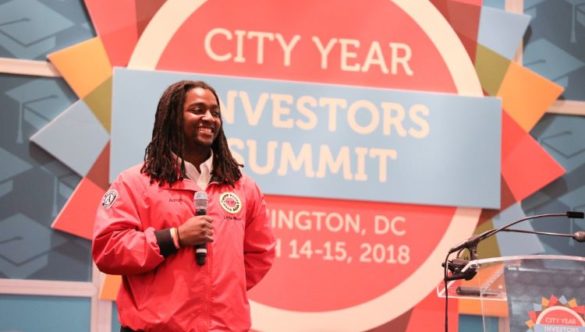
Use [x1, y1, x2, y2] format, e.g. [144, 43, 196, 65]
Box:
[188, 102, 219, 107]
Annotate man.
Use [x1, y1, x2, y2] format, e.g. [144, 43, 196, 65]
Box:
[93, 80, 276, 332]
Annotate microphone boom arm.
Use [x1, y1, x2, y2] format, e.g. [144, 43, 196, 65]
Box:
[448, 212, 580, 260]
[502, 228, 585, 242]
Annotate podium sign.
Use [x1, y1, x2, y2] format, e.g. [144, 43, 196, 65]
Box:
[439, 255, 585, 332]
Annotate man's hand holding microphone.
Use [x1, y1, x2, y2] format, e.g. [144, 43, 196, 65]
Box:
[176, 192, 212, 265]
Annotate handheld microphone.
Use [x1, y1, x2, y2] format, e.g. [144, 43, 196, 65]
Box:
[194, 191, 208, 266]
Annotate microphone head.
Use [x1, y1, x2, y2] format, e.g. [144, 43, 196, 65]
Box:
[573, 231, 585, 242]
[566, 211, 584, 219]
[194, 191, 208, 211]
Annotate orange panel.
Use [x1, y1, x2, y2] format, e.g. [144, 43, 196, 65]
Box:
[456, 264, 509, 317]
[459, 298, 509, 317]
[100, 274, 122, 301]
[497, 62, 563, 132]
[48, 37, 112, 99]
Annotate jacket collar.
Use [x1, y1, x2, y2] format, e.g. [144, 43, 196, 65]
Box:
[158, 178, 200, 191]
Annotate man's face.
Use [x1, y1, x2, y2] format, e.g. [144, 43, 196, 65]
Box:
[182, 87, 221, 149]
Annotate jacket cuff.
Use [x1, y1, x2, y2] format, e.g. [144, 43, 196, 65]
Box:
[155, 228, 178, 258]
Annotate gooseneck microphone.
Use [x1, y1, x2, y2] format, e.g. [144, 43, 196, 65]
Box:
[194, 191, 208, 266]
[444, 211, 584, 282]
[501, 228, 585, 242]
[448, 211, 585, 261]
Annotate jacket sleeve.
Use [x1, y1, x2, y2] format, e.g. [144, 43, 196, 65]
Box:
[243, 179, 276, 290]
[92, 172, 171, 275]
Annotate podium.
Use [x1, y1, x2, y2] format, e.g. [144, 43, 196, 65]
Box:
[438, 255, 585, 332]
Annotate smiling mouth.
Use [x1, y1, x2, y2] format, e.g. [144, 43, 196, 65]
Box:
[198, 127, 215, 135]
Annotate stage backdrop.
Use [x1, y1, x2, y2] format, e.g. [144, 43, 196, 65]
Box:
[3, 0, 581, 331]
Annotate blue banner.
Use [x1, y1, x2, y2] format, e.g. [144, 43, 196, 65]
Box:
[111, 68, 501, 208]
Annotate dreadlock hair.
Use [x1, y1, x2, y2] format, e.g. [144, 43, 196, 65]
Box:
[141, 80, 242, 186]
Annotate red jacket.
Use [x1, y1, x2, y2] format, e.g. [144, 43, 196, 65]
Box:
[92, 164, 275, 331]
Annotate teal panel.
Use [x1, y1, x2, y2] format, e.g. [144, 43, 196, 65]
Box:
[483, 0, 505, 9]
[0, 0, 95, 60]
[0, 295, 90, 332]
[112, 302, 121, 332]
[459, 314, 499, 332]
[524, 113, 585, 256]
[524, 0, 585, 100]
[0, 75, 90, 282]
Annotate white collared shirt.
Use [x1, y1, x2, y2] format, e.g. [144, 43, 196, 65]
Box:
[183, 152, 213, 190]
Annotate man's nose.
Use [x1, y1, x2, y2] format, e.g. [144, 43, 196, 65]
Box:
[201, 110, 214, 120]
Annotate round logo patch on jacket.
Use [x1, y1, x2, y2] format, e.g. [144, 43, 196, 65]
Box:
[101, 189, 118, 209]
[219, 192, 242, 214]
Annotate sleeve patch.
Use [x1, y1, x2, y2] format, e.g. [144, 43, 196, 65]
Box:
[101, 189, 119, 209]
